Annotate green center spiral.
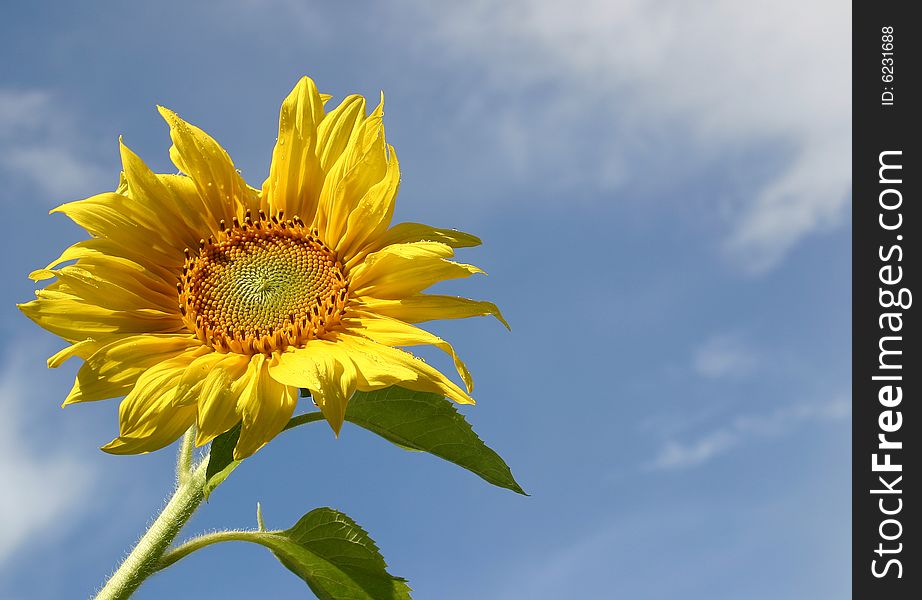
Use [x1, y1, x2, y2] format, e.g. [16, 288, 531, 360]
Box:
[186, 233, 339, 339]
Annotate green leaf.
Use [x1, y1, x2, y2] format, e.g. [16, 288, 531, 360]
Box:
[344, 387, 526, 495]
[204, 387, 526, 498]
[204, 423, 242, 500]
[262, 508, 412, 600]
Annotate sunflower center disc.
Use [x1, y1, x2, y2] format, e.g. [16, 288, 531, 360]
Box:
[178, 213, 348, 354]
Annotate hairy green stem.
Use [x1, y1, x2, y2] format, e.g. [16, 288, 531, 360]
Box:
[90, 412, 323, 599]
[93, 459, 207, 600]
[176, 427, 195, 484]
[154, 529, 278, 572]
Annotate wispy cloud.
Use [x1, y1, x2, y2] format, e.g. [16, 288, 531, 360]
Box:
[647, 396, 850, 470]
[404, 0, 851, 271]
[0, 89, 110, 203]
[0, 348, 96, 565]
[692, 333, 757, 379]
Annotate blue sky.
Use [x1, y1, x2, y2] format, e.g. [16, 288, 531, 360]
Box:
[0, 2, 851, 598]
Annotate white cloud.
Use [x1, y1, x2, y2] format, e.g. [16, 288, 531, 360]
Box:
[0, 349, 96, 565]
[692, 333, 757, 379]
[404, 0, 851, 271]
[0, 89, 110, 202]
[647, 396, 849, 470]
[2, 146, 109, 199]
[0, 90, 50, 135]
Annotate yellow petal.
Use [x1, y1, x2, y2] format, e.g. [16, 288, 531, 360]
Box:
[364, 222, 482, 254]
[81, 335, 201, 379]
[344, 312, 473, 392]
[315, 95, 388, 247]
[267, 341, 355, 435]
[262, 76, 326, 222]
[195, 353, 251, 446]
[336, 333, 474, 405]
[48, 338, 108, 368]
[306, 352, 356, 437]
[34, 244, 177, 299]
[32, 238, 179, 286]
[158, 106, 257, 225]
[316, 94, 366, 172]
[270, 333, 474, 419]
[234, 354, 298, 459]
[100, 354, 200, 454]
[157, 172, 223, 235]
[115, 170, 129, 195]
[334, 334, 418, 389]
[358, 294, 510, 329]
[349, 241, 484, 300]
[172, 352, 225, 407]
[119, 139, 216, 246]
[336, 145, 399, 260]
[63, 335, 203, 406]
[101, 405, 196, 455]
[270, 337, 415, 392]
[52, 192, 184, 269]
[18, 291, 183, 343]
[56, 144, 192, 258]
[267, 346, 322, 389]
[38, 263, 176, 313]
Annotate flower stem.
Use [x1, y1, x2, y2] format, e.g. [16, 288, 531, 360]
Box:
[91, 413, 323, 598]
[176, 427, 195, 484]
[154, 529, 275, 572]
[93, 448, 207, 600]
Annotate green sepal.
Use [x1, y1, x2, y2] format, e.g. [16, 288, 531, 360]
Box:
[204, 422, 242, 500]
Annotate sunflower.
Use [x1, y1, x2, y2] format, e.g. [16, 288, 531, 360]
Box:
[19, 77, 506, 460]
